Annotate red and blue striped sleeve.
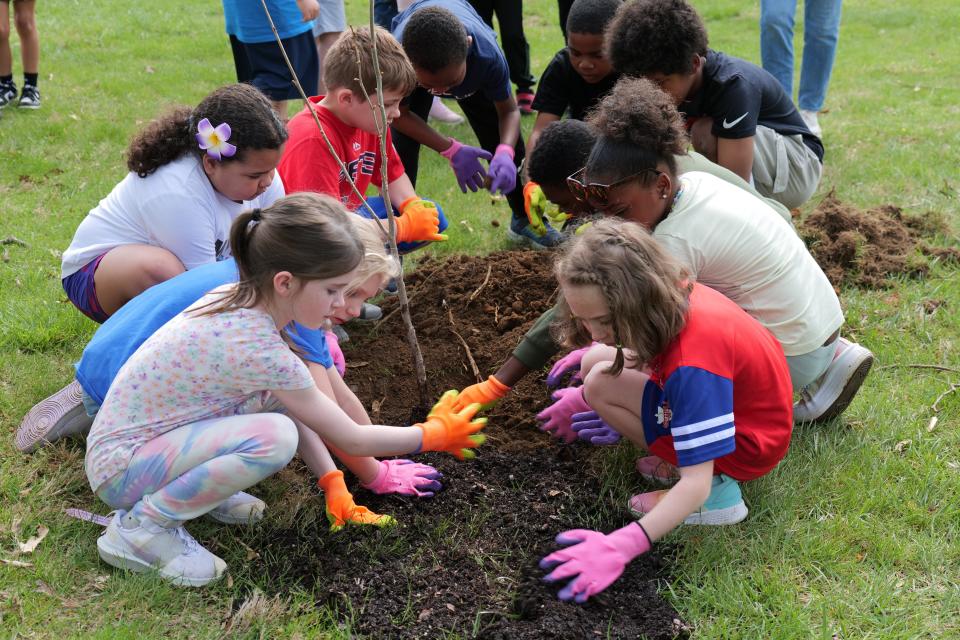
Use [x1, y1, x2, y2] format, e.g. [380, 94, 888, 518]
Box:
[663, 366, 736, 466]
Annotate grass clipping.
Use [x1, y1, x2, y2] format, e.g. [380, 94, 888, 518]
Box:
[799, 191, 960, 288]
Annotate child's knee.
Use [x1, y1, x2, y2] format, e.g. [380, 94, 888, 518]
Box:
[256, 414, 300, 470]
[583, 360, 616, 402]
[580, 344, 618, 378]
[14, 11, 37, 36]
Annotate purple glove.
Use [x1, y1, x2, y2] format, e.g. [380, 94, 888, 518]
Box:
[487, 144, 517, 195]
[546, 344, 596, 388]
[571, 411, 621, 445]
[440, 137, 493, 193]
[535, 385, 591, 444]
[360, 459, 443, 498]
[324, 329, 346, 377]
[540, 522, 651, 603]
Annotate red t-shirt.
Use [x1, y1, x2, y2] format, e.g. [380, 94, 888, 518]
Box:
[642, 283, 794, 481]
[278, 96, 406, 211]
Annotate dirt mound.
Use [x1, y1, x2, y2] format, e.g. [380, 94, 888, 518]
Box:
[799, 192, 959, 288]
[245, 250, 686, 639]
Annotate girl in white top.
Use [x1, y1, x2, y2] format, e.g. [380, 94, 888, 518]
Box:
[86, 192, 486, 587]
[61, 83, 287, 322]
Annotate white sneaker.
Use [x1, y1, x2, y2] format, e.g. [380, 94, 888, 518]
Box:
[793, 338, 874, 423]
[206, 491, 266, 525]
[16, 380, 93, 453]
[97, 510, 227, 587]
[800, 109, 822, 137]
[429, 97, 464, 124]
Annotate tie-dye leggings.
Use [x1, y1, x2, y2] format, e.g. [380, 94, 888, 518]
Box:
[95, 413, 299, 528]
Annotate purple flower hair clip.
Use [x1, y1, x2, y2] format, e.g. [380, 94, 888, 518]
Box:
[195, 118, 237, 161]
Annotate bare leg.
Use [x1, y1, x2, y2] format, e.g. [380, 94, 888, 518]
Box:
[582, 356, 651, 451]
[689, 117, 717, 162]
[270, 100, 287, 123]
[93, 245, 185, 316]
[0, 2, 11, 76]
[13, 0, 38, 74]
[315, 31, 341, 94]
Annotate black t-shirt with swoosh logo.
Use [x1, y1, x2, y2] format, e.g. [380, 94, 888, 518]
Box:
[679, 50, 824, 161]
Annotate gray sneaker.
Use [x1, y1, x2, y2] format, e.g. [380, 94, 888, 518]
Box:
[18, 85, 40, 109]
[97, 510, 227, 587]
[793, 338, 874, 423]
[16, 380, 93, 453]
[0, 81, 16, 108]
[206, 491, 266, 525]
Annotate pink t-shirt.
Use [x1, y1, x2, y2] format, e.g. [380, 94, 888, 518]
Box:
[85, 288, 314, 490]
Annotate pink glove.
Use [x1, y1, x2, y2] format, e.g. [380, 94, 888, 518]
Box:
[540, 522, 651, 603]
[324, 329, 346, 377]
[535, 385, 591, 443]
[546, 344, 596, 388]
[487, 144, 517, 195]
[361, 459, 443, 498]
[440, 137, 493, 193]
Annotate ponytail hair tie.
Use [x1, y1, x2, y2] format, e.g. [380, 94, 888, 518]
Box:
[251, 208, 262, 222]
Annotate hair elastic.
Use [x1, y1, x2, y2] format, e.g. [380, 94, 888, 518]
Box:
[251, 208, 262, 222]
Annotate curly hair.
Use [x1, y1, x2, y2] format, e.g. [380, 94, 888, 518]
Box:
[606, 0, 708, 77]
[552, 217, 692, 374]
[527, 120, 598, 186]
[126, 83, 287, 178]
[324, 27, 417, 98]
[584, 77, 689, 181]
[401, 6, 469, 73]
[566, 0, 623, 35]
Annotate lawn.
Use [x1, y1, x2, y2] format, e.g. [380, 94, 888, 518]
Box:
[1, 0, 959, 637]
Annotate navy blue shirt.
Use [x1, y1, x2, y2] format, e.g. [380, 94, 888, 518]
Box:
[392, 0, 511, 102]
[680, 50, 824, 161]
[532, 49, 620, 120]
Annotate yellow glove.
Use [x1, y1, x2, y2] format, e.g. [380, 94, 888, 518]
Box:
[395, 197, 448, 243]
[416, 390, 487, 460]
[524, 182, 572, 234]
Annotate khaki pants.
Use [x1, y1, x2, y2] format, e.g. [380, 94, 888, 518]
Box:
[752, 125, 823, 209]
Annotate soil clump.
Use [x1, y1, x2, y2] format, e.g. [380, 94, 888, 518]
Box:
[799, 192, 959, 288]
[245, 250, 687, 639]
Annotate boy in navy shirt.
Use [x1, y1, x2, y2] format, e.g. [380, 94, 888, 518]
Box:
[390, 0, 562, 249]
[606, 0, 823, 209]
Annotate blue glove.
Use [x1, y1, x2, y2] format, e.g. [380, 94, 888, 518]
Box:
[440, 138, 493, 193]
[571, 411, 621, 445]
[488, 144, 517, 195]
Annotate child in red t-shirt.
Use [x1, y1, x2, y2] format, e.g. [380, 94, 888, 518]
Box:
[538, 218, 793, 603]
[278, 26, 448, 253]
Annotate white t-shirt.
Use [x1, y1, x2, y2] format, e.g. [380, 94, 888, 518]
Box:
[654, 172, 843, 356]
[61, 155, 285, 278]
[84, 287, 314, 491]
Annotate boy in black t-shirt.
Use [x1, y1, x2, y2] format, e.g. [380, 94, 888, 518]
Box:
[606, 0, 823, 209]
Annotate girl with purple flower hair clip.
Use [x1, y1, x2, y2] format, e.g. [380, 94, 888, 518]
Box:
[60, 83, 288, 324]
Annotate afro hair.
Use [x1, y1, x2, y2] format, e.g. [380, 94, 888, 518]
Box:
[401, 7, 469, 73]
[606, 0, 708, 77]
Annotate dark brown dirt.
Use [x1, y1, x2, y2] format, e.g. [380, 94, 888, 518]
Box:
[799, 191, 960, 288]
[243, 250, 687, 640]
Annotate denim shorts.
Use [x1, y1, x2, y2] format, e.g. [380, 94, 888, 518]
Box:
[313, 0, 347, 35]
[62, 253, 110, 323]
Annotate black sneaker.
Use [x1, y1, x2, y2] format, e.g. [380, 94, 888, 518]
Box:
[0, 81, 16, 108]
[18, 85, 41, 109]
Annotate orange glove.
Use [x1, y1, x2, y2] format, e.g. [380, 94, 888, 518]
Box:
[453, 375, 511, 411]
[416, 390, 487, 460]
[395, 197, 448, 243]
[318, 470, 397, 532]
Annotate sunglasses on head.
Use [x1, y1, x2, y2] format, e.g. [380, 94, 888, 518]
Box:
[566, 167, 665, 208]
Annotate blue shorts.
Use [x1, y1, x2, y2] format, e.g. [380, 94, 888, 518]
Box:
[359, 196, 449, 254]
[62, 253, 110, 324]
[242, 30, 319, 101]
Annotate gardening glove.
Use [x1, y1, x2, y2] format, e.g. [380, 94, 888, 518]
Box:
[453, 375, 511, 411]
[361, 459, 443, 498]
[487, 144, 518, 195]
[522, 182, 549, 236]
[416, 390, 487, 459]
[546, 344, 596, 388]
[571, 411, 621, 445]
[440, 138, 492, 193]
[324, 329, 346, 377]
[318, 470, 397, 532]
[396, 197, 448, 243]
[536, 385, 591, 444]
[540, 522, 651, 603]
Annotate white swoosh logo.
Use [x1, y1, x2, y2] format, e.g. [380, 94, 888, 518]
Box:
[722, 112, 749, 128]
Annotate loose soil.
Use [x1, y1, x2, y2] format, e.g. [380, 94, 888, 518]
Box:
[244, 250, 687, 639]
[799, 191, 960, 288]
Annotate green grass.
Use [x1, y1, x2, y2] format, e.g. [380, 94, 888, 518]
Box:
[1, 0, 959, 637]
